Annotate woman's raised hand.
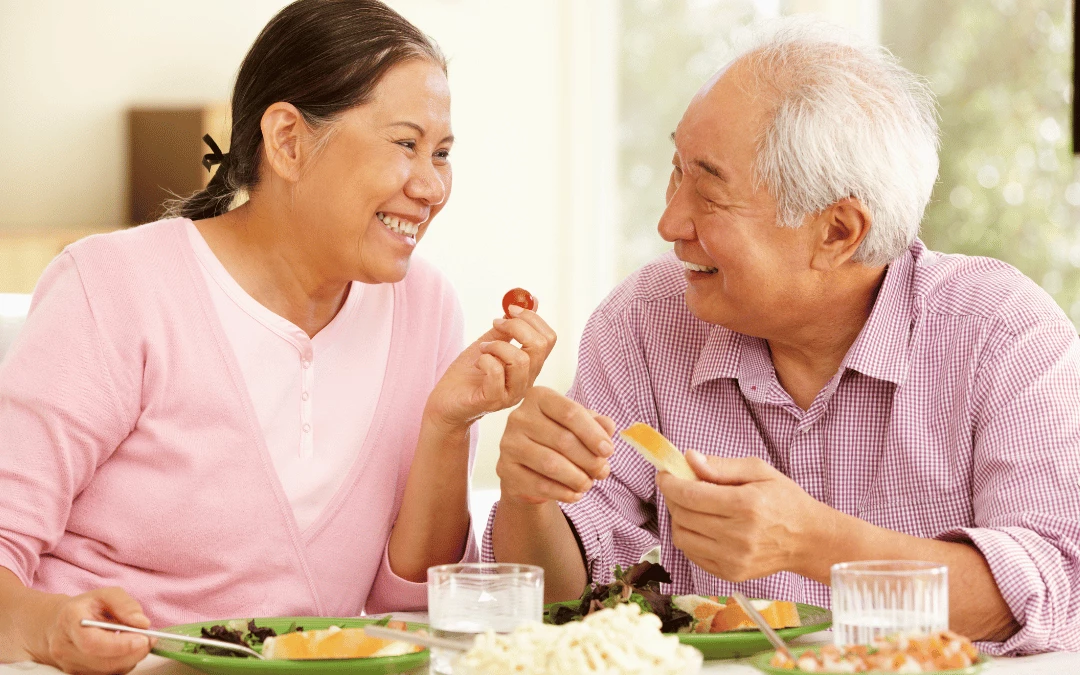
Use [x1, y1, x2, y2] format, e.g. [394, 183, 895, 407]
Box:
[424, 304, 557, 432]
[29, 586, 153, 674]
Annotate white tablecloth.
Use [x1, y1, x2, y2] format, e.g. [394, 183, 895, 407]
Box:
[2, 616, 1075, 674]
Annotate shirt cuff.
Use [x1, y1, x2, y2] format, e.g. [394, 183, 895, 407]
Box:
[936, 526, 1056, 655]
[365, 526, 479, 615]
[560, 498, 617, 585]
[482, 498, 607, 584]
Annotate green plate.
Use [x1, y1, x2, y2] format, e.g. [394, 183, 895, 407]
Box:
[151, 616, 429, 675]
[749, 645, 988, 674]
[545, 597, 832, 660]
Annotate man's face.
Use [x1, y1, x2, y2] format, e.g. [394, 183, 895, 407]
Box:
[659, 61, 820, 338]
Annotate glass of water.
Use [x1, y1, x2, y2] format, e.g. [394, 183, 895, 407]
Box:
[831, 560, 948, 647]
[427, 562, 544, 674]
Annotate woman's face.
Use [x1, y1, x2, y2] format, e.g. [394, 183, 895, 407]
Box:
[294, 58, 453, 284]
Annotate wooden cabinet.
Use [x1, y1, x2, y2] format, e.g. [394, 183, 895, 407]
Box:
[127, 104, 230, 225]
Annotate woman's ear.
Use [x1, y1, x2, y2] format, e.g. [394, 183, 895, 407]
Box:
[260, 102, 308, 183]
[809, 197, 873, 271]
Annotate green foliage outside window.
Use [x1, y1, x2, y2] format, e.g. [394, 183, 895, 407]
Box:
[619, 0, 1080, 327]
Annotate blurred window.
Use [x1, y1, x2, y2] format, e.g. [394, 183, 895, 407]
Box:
[619, 0, 1079, 328]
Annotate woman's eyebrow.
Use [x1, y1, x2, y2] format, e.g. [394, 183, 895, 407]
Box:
[388, 121, 454, 144]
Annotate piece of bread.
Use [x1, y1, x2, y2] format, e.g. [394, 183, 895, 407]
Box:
[619, 423, 698, 481]
[710, 599, 801, 633]
[672, 595, 727, 633]
[262, 625, 421, 660]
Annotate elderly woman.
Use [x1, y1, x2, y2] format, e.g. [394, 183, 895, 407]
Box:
[0, 1, 556, 673]
[488, 19, 1080, 656]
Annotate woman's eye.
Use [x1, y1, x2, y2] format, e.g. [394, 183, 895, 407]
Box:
[396, 140, 417, 151]
[434, 149, 451, 160]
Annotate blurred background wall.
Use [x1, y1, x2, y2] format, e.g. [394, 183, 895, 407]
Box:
[0, 0, 1076, 500]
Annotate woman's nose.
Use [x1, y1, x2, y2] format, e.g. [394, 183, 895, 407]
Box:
[405, 161, 448, 206]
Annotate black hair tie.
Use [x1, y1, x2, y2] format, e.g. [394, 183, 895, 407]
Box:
[201, 134, 229, 173]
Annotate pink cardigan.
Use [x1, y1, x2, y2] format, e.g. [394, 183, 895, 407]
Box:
[0, 219, 476, 626]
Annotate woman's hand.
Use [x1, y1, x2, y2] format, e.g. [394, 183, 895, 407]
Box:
[27, 587, 153, 675]
[424, 305, 557, 432]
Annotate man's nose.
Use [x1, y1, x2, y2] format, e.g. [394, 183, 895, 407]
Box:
[657, 187, 693, 243]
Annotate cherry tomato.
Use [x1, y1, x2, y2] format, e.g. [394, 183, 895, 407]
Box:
[502, 288, 538, 318]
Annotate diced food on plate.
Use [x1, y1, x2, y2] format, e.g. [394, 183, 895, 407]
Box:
[262, 624, 422, 659]
[619, 423, 699, 481]
[502, 287, 539, 318]
[768, 630, 980, 673]
[458, 603, 702, 675]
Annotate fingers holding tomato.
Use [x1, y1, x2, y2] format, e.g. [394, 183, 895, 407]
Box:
[424, 288, 557, 431]
[491, 288, 555, 387]
[502, 288, 539, 319]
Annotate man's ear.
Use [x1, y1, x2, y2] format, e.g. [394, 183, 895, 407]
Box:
[809, 197, 872, 271]
[260, 102, 308, 184]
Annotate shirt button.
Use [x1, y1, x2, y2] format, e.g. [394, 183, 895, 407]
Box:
[302, 424, 311, 433]
[301, 391, 310, 401]
[301, 360, 311, 369]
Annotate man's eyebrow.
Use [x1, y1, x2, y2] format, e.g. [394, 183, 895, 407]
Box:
[694, 159, 729, 182]
[670, 131, 727, 182]
[388, 121, 454, 144]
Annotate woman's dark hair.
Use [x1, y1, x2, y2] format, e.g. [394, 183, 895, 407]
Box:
[168, 0, 445, 221]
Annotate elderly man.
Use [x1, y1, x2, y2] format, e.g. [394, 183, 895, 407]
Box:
[484, 22, 1080, 656]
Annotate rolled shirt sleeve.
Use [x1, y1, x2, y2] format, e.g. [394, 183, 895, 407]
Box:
[937, 317, 1080, 655]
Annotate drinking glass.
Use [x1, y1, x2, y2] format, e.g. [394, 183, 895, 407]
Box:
[427, 562, 544, 675]
[831, 560, 948, 647]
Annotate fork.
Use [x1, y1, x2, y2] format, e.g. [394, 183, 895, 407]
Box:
[80, 619, 266, 660]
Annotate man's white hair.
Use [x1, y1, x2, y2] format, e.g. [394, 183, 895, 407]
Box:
[738, 18, 940, 266]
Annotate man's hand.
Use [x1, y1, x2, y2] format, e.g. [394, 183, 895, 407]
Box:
[656, 449, 836, 582]
[496, 387, 616, 505]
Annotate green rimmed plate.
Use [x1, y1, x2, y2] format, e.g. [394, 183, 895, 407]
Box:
[749, 645, 988, 674]
[151, 616, 429, 675]
[545, 597, 832, 659]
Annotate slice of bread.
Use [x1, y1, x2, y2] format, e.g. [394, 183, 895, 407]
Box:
[619, 423, 698, 481]
[262, 625, 421, 660]
[710, 599, 801, 633]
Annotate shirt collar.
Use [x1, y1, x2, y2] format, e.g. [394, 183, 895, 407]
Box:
[690, 241, 920, 390]
[840, 242, 918, 387]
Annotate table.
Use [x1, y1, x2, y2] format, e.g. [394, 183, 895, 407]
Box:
[2, 618, 1075, 674]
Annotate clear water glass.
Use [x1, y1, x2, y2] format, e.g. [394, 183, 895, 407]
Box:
[831, 560, 948, 647]
[427, 562, 544, 675]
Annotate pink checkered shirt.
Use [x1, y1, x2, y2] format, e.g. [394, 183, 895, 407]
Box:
[483, 241, 1080, 655]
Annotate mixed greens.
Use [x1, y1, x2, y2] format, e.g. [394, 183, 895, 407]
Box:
[543, 561, 693, 633]
[185, 619, 303, 657]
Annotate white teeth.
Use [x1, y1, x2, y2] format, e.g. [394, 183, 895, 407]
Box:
[376, 212, 419, 238]
[683, 261, 718, 273]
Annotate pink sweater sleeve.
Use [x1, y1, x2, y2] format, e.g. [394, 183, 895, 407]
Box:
[364, 275, 480, 614]
[0, 253, 138, 585]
